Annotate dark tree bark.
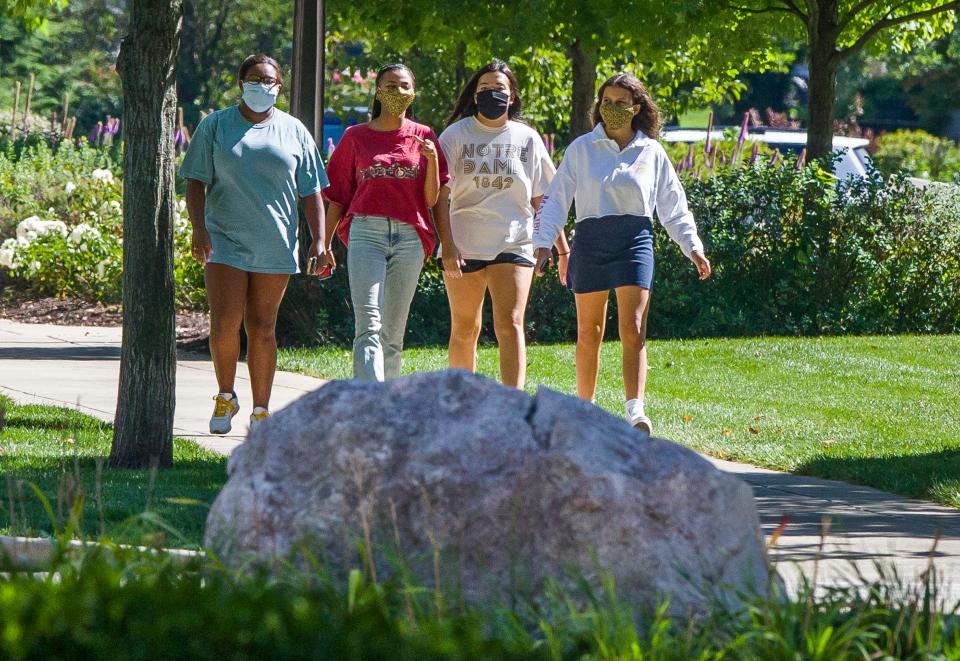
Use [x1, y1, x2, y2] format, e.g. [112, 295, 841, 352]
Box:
[110, 0, 182, 469]
[805, 0, 841, 160]
[568, 38, 597, 139]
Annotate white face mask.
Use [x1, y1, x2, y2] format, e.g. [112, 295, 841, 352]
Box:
[242, 82, 279, 113]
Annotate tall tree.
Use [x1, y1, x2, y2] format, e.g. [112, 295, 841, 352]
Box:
[329, 0, 783, 140]
[727, 0, 958, 157]
[110, 0, 182, 469]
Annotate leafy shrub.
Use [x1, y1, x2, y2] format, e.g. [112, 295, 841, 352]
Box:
[652, 160, 960, 337]
[0, 546, 957, 659]
[872, 129, 960, 182]
[0, 142, 206, 309]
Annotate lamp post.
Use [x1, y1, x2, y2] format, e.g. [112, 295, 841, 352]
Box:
[291, 0, 325, 144]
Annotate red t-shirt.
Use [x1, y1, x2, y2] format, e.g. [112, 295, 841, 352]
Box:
[323, 119, 450, 256]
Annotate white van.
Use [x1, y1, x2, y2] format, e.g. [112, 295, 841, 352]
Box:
[662, 128, 872, 179]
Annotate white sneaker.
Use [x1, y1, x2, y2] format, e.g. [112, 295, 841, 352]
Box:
[625, 398, 652, 434]
[209, 392, 239, 434]
[249, 407, 270, 426]
[629, 412, 653, 434]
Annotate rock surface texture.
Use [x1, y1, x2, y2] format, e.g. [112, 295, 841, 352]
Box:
[205, 370, 771, 615]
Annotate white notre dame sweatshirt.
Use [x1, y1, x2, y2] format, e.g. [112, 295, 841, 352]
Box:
[532, 123, 704, 259]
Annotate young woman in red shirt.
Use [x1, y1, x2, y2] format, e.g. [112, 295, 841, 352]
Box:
[323, 64, 450, 381]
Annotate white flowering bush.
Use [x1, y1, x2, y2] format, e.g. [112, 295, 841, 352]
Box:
[1, 150, 206, 309]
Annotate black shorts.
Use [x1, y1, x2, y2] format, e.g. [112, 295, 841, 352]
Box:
[438, 251, 535, 274]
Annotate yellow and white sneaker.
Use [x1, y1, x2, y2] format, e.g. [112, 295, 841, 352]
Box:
[249, 407, 270, 426]
[209, 392, 239, 434]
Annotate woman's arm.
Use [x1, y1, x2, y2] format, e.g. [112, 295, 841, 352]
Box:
[186, 178, 211, 264]
[302, 192, 326, 273]
[415, 135, 441, 206]
[532, 194, 570, 284]
[433, 186, 463, 278]
[533, 148, 578, 275]
[654, 145, 711, 279]
[323, 202, 344, 269]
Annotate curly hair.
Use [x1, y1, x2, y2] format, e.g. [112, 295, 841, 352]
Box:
[592, 72, 662, 138]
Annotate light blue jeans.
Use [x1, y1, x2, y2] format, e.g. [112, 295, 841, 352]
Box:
[347, 215, 425, 381]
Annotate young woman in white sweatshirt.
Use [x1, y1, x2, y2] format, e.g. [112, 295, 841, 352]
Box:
[533, 72, 712, 433]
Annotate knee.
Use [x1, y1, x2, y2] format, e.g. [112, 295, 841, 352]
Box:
[450, 317, 481, 345]
[619, 322, 647, 350]
[244, 313, 277, 341]
[577, 324, 604, 348]
[493, 312, 524, 342]
[209, 313, 241, 338]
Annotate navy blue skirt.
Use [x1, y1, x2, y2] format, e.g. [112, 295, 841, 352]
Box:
[567, 215, 655, 294]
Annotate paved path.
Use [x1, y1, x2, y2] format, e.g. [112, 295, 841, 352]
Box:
[2, 319, 958, 597]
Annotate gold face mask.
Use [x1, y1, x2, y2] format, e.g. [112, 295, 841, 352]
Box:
[599, 102, 636, 130]
[376, 88, 416, 116]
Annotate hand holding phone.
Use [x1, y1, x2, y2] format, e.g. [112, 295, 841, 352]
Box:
[307, 255, 335, 280]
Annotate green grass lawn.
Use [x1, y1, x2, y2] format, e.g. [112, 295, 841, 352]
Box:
[676, 107, 714, 128]
[279, 335, 960, 508]
[0, 398, 226, 548]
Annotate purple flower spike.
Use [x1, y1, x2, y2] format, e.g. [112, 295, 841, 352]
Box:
[705, 109, 714, 155]
[749, 143, 760, 164]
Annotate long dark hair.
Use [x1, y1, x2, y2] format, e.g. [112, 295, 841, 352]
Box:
[371, 63, 416, 119]
[238, 54, 283, 88]
[592, 73, 662, 137]
[446, 59, 523, 127]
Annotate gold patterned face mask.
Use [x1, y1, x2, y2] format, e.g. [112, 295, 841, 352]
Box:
[599, 102, 637, 130]
[376, 88, 416, 116]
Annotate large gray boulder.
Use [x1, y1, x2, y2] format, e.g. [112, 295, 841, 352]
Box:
[205, 370, 772, 616]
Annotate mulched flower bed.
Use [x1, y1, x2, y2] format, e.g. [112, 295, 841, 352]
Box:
[0, 296, 209, 349]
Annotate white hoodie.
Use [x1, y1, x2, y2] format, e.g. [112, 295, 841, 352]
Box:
[533, 124, 703, 259]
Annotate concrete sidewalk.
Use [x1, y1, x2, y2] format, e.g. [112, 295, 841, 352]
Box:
[2, 319, 958, 596]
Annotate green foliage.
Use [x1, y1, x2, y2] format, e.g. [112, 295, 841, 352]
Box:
[653, 159, 960, 337]
[0, 539, 958, 658]
[872, 129, 960, 181]
[326, 1, 789, 141]
[0, 142, 206, 309]
[0, 0, 64, 30]
[0, 5, 123, 135]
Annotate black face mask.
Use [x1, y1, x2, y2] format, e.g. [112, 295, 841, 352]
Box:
[475, 89, 510, 120]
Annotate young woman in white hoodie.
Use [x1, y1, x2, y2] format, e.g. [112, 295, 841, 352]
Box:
[533, 73, 712, 433]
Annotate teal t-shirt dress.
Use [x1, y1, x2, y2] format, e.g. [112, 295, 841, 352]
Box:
[179, 105, 329, 273]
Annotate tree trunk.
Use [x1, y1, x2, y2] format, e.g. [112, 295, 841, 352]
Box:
[805, 2, 841, 160]
[110, 0, 182, 469]
[568, 39, 598, 139]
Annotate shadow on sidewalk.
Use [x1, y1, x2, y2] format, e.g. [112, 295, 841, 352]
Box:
[732, 463, 960, 544]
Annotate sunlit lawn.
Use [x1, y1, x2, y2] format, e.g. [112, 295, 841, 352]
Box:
[0, 399, 226, 548]
[279, 335, 960, 508]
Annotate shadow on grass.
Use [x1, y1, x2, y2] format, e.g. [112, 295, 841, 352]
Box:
[1, 455, 227, 549]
